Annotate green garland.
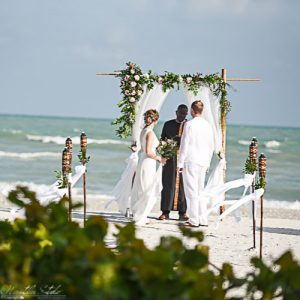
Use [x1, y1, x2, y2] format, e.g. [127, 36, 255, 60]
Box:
[112, 62, 232, 139]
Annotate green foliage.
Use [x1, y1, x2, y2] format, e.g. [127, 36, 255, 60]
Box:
[78, 149, 90, 165]
[255, 177, 267, 190]
[247, 252, 300, 299]
[243, 157, 257, 175]
[1, 186, 299, 299]
[54, 170, 68, 189]
[113, 62, 232, 139]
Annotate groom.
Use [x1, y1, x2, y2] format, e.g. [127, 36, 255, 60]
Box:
[178, 100, 214, 227]
[159, 104, 188, 221]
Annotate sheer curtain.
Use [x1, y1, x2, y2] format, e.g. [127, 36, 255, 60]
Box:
[184, 85, 225, 195]
[107, 84, 170, 214]
[184, 86, 222, 153]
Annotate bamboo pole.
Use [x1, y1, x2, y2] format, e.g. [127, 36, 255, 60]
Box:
[259, 153, 267, 259]
[80, 132, 88, 226]
[219, 68, 227, 215]
[65, 138, 73, 222]
[249, 138, 258, 248]
[96, 72, 260, 82]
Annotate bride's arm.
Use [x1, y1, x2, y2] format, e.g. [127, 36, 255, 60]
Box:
[146, 131, 162, 163]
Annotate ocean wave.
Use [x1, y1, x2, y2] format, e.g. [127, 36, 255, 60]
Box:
[264, 199, 300, 210]
[1, 129, 22, 134]
[0, 151, 60, 160]
[238, 139, 281, 149]
[264, 140, 281, 148]
[0, 181, 82, 197]
[238, 140, 250, 146]
[267, 149, 281, 154]
[26, 135, 129, 146]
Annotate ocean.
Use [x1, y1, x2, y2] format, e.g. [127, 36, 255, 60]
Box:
[0, 114, 299, 209]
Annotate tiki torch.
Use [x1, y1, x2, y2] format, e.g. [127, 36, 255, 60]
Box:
[65, 138, 73, 221]
[62, 147, 71, 221]
[249, 137, 258, 248]
[259, 153, 266, 259]
[80, 132, 88, 225]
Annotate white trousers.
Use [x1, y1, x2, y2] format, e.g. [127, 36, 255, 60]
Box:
[183, 162, 208, 226]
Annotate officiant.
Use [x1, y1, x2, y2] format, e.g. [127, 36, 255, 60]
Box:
[159, 104, 188, 221]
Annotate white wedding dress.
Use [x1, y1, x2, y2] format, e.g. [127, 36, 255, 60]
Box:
[131, 128, 162, 225]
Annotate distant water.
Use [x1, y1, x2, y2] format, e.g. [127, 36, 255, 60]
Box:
[0, 114, 299, 209]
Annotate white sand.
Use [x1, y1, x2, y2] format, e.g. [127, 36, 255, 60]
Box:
[1, 194, 299, 278]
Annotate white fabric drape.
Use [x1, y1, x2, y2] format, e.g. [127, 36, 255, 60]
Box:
[204, 173, 255, 215]
[215, 188, 264, 226]
[108, 84, 169, 214]
[105, 152, 138, 214]
[184, 85, 225, 201]
[184, 85, 222, 154]
[132, 83, 170, 149]
[7, 165, 86, 220]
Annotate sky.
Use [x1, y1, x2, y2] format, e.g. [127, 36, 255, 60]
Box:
[0, 0, 299, 127]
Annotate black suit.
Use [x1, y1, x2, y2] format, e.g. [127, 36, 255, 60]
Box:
[161, 119, 187, 214]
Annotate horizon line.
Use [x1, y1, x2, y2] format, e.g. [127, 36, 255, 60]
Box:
[0, 112, 299, 130]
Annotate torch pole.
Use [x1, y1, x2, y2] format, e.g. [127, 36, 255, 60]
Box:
[80, 132, 88, 226]
[249, 137, 258, 248]
[65, 137, 73, 222]
[259, 153, 266, 259]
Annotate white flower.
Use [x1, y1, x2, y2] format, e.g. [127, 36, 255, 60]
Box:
[131, 90, 136, 95]
[134, 75, 140, 81]
[124, 90, 130, 96]
[124, 75, 130, 81]
[178, 76, 183, 83]
[161, 141, 167, 146]
[129, 97, 136, 103]
[158, 77, 164, 84]
[130, 81, 137, 87]
[144, 73, 150, 79]
[186, 77, 193, 84]
[130, 69, 135, 74]
[137, 90, 143, 96]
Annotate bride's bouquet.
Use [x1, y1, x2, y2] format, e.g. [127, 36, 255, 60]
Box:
[156, 138, 178, 159]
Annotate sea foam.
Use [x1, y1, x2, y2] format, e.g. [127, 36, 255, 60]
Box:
[26, 135, 129, 146]
[264, 140, 281, 148]
[0, 151, 60, 160]
[238, 140, 250, 146]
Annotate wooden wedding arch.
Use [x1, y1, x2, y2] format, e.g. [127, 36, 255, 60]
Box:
[96, 67, 260, 213]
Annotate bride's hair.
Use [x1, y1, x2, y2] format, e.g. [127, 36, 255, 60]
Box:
[144, 109, 159, 127]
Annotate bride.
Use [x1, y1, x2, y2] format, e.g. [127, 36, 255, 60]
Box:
[131, 109, 166, 225]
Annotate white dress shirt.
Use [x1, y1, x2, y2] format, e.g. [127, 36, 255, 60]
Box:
[178, 116, 214, 168]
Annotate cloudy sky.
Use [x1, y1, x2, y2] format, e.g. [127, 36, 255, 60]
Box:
[0, 0, 299, 127]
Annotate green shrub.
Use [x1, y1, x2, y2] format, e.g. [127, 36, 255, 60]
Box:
[0, 186, 299, 299]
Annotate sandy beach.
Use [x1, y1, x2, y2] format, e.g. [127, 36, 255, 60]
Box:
[1, 193, 299, 278]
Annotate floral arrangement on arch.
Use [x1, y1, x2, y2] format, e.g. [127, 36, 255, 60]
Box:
[112, 62, 231, 139]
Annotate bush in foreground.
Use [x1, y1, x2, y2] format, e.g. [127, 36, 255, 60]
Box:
[0, 186, 299, 299]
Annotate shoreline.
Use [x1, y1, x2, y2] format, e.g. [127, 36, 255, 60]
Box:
[1, 193, 300, 220]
